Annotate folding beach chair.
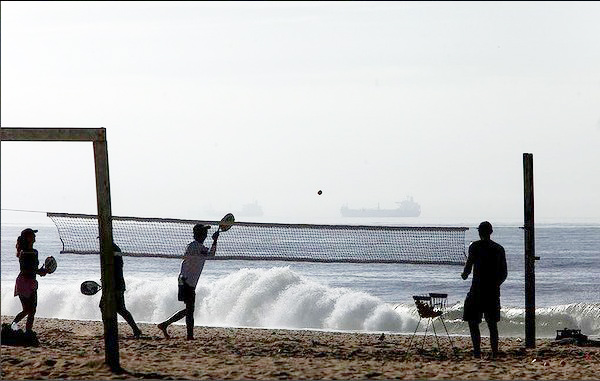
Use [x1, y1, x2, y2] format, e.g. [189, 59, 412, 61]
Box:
[407, 293, 455, 354]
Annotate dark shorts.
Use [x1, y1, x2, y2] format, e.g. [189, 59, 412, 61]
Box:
[463, 291, 501, 323]
[178, 283, 196, 304]
[99, 291, 126, 311]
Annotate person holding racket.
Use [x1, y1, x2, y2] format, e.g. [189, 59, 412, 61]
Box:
[158, 223, 220, 340]
[11, 228, 48, 334]
[98, 242, 143, 338]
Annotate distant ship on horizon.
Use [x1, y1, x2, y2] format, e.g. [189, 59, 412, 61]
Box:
[237, 201, 264, 217]
[204, 201, 264, 219]
[340, 197, 421, 217]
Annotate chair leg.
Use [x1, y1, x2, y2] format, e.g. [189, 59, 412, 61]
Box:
[439, 316, 455, 350]
[440, 316, 454, 349]
[405, 318, 422, 361]
[431, 318, 441, 350]
[420, 319, 431, 351]
[408, 318, 422, 348]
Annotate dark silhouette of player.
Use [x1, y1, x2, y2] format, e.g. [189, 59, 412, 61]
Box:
[157, 224, 219, 340]
[461, 221, 507, 358]
[12, 228, 47, 333]
[99, 242, 142, 338]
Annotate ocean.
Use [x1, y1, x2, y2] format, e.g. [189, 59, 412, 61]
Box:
[2, 220, 599, 338]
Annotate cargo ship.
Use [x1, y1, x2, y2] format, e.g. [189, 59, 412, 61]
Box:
[238, 201, 263, 217]
[340, 197, 421, 217]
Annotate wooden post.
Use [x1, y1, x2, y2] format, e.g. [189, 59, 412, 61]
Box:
[93, 132, 120, 371]
[523, 153, 536, 348]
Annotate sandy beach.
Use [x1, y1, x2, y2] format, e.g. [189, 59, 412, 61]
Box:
[1, 315, 599, 380]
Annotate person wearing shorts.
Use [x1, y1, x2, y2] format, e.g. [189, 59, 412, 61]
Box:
[461, 221, 507, 358]
[157, 224, 219, 340]
[12, 228, 47, 333]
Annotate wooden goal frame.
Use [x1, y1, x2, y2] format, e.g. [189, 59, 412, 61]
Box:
[1, 127, 121, 371]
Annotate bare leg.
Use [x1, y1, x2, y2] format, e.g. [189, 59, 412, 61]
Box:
[13, 296, 33, 326]
[185, 300, 195, 340]
[158, 309, 187, 338]
[118, 308, 142, 337]
[25, 307, 36, 332]
[468, 321, 481, 358]
[12, 310, 28, 326]
[487, 319, 499, 357]
[15, 295, 37, 332]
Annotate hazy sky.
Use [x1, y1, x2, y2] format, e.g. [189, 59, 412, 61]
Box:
[2, 1, 599, 224]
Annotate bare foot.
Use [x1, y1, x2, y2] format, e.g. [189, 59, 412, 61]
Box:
[157, 323, 169, 339]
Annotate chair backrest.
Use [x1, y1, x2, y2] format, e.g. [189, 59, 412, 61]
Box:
[428, 293, 448, 299]
[413, 295, 432, 302]
[429, 293, 448, 311]
[411, 293, 450, 318]
[413, 295, 441, 318]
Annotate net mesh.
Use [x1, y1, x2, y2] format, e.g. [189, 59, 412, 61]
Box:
[47, 213, 468, 265]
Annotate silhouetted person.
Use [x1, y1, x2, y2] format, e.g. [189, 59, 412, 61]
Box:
[158, 224, 219, 340]
[461, 221, 507, 358]
[99, 242, 142, 338]
[12, 228, 47, 333]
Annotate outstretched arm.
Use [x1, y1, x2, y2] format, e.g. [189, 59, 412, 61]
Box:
[209, 231, 219, 256]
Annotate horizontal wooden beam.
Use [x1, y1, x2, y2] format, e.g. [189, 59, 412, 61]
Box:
[0, 128, 105, 142]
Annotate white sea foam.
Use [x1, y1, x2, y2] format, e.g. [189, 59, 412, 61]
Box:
[1, 267, 418, 332]
[2, 267, 599, 337]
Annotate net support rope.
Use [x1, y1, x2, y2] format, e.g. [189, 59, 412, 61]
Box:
[47, 212, 468, 265]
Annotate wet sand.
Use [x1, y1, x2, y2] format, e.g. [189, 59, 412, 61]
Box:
[2, 316, 599, 380]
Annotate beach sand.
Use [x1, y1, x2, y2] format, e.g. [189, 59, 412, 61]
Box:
[2, 315, 599, 380]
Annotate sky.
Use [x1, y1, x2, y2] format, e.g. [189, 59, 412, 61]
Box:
[1, 1, 600, 225]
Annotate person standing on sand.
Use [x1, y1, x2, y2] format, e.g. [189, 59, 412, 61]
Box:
[158, 224, 219, 340]
[99, 241, 143, 338]
[461, 221, 507, 358]
[12, 228, 48, 333]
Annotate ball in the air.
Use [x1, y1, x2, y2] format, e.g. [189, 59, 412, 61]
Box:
[317, 190, 322, 195]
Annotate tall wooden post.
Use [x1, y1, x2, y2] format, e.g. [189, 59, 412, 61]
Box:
[93, 131, 120, 371]
[523, 153, 536, 348]
[1, 127, 120, 371]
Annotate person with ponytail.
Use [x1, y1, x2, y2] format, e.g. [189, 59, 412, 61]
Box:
[12, 228, 47, 333]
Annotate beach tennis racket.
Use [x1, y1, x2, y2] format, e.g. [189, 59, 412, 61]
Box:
[43, 256, 57, 274]
[216, 213, 235, 234]
[80, 280, 102, 296]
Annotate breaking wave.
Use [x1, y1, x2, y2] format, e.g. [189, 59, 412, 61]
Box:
[2, 267, 599, 337]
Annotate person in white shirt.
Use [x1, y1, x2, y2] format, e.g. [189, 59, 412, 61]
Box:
[157, 223, 218, 340]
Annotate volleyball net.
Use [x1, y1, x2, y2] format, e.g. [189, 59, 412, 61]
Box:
[47, 212, 468, 265]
